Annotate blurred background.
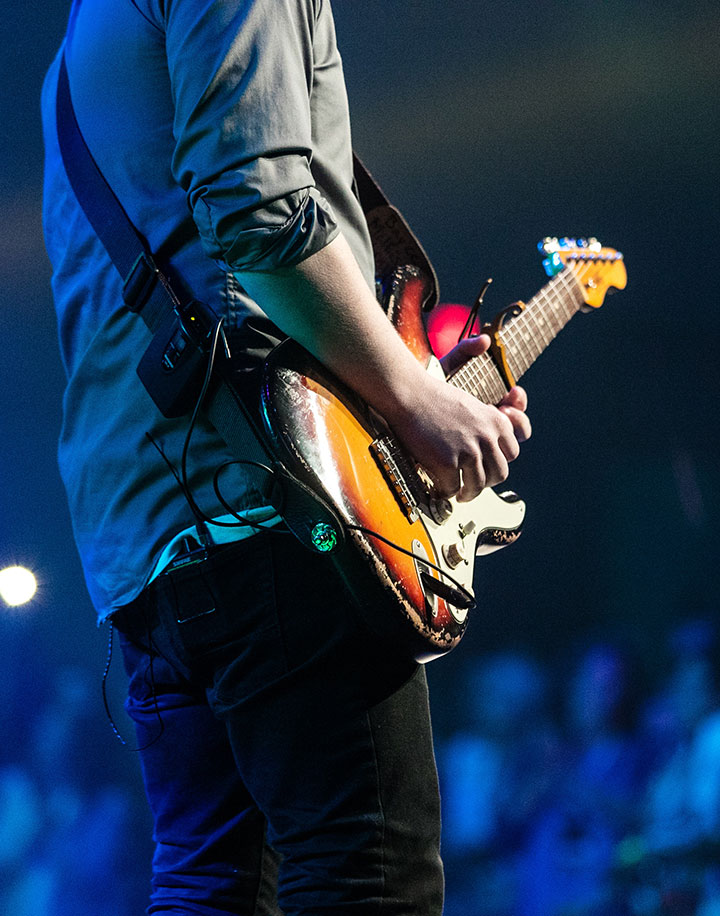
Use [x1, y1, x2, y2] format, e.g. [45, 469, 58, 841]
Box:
[1, 1, 718, 913]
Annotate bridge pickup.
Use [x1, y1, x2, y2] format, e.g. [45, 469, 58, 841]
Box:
[370, 435, 420, 522]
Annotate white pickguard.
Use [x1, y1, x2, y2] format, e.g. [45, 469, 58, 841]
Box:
[416, 357, 527, 621]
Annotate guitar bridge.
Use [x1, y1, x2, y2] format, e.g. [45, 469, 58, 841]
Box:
[370, 436, 420, 522]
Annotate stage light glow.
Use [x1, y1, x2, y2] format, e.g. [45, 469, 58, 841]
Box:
[0, 566, 38, 606]
[426, 302, 472, 358]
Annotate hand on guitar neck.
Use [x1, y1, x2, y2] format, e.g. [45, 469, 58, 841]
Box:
[389, 331, 531, 502]
[257, 236, 624, 657]
[441, 332, 531, 493]
[238, 235, 531, 507]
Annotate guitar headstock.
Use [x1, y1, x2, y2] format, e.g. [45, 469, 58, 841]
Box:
[539, 237, 627, 310]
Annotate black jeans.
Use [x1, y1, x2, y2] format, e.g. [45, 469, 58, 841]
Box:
[115, 531, 443, 915]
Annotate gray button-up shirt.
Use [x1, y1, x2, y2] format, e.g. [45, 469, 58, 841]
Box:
[42, 0, 374, 621]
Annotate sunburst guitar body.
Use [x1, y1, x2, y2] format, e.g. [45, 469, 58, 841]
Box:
[260, 239, 627, 661]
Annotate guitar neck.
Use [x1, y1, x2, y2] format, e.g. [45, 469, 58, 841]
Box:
[447, 266, 586, 404]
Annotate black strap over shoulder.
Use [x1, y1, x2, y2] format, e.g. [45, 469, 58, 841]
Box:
[57, 51, 238, 418]
[56, 50, 348, 552]
[56, 54, 170, 330]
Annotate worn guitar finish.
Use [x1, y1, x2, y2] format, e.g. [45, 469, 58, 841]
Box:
[260, 240, 627, 661]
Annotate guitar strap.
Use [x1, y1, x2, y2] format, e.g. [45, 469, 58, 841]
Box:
[352, 158, 439, 310]
[55, 50, 436, 549]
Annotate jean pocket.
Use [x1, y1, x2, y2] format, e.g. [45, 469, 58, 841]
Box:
[157, 536, 280, 670]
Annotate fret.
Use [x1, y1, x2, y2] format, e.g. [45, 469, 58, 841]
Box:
[553, 279, 574, 327]
[497, 267, 585, 382]
[476, 356, 507, 404]
[541, 275, 567, 335]
[529, 295, 554, 350]
[450, 351, 507, 405]
[503, 320, 531, 380]
[538, 281, 563, 337]
[511, 311, 540, 369]
[558, 267, 586, 318]
[442, 248, 619, 407]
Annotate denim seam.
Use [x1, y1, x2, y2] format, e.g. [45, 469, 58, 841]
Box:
[269, 537, 291, 676]
[251, 823, 271, 916]
[366, 708, 387, 914]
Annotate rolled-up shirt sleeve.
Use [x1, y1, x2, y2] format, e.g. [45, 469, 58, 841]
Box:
[163, 0, 339, 272]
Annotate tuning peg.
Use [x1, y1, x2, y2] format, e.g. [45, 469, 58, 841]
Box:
[539, 237, 560, 254]
[542, 251, 564, 277]
[559, 237, 576, 249]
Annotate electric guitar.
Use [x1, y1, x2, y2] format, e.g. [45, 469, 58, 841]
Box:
[260, 238, 627, 660]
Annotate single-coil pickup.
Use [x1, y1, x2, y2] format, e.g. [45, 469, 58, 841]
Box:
[370, 436, 420, 522]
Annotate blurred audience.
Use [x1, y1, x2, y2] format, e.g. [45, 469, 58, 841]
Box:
[440, 620, 720, 916]
[440, 651, 561, 915]
[517, 642, 647, 916]
[5, 616, 720, 914]
[0, 640, 149, 916]
[619, 620, 720, 915]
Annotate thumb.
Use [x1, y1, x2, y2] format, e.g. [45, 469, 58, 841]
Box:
[440, 332, 492, 375]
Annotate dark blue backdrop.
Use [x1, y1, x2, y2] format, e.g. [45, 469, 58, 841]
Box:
[4, 0, 717, 659]
[0, 0, 718, 909]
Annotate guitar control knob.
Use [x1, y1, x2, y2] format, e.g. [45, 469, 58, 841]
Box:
[429, 498, 453, 524]
[443, 542, 466, 569]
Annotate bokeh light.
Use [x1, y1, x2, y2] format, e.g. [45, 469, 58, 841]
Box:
[426, 302, 472, 358]
[0, 566, 38, 606]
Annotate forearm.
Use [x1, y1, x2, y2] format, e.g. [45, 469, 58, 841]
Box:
[235, 233, 428, 427]
[236, 233, 531, 501]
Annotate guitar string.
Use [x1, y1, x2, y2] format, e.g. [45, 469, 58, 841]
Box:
[102, 257, 608, 739]
[503, 267, 580, 359]
[451, 261, 593, 402]
[505, 299, 535, 374]
[507, 255, 599, 388]
[455, 268, 572, 397]
[489, 258, 598, 385]
[306, 259, 608, 623]
[454, 355, 504, 405]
